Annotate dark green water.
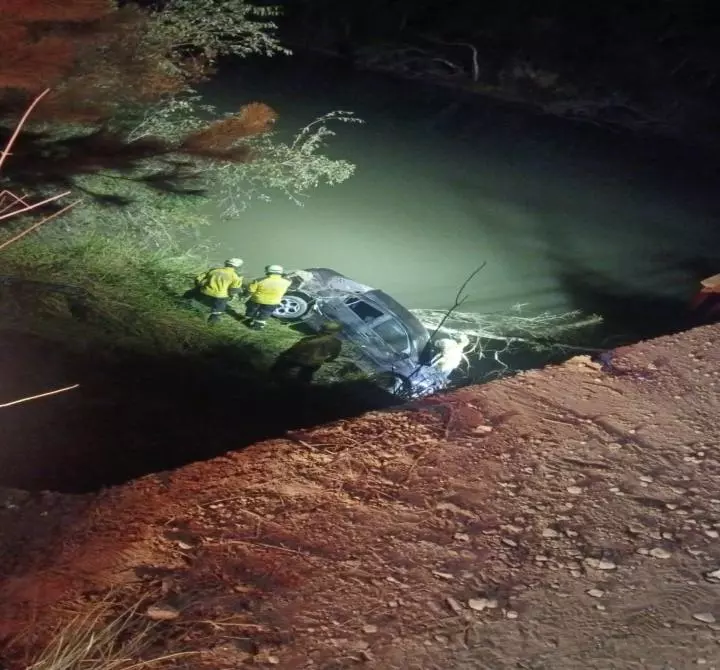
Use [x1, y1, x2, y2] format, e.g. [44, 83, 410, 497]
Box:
[201, 55, 720, 345]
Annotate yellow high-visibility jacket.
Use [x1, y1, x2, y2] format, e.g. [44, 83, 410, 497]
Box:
[195, 267, 243, 299]
[247, 273, 291, 305]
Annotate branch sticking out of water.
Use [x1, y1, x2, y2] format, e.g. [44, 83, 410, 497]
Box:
[425, 261, 488, 349]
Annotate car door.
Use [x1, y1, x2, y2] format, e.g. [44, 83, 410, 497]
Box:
[371, 315, 413, 360]
[341, 300, 413, 367]
[318, 296, 395, 365]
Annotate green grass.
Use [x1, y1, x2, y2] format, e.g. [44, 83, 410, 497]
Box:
[0, 227, 300, 370]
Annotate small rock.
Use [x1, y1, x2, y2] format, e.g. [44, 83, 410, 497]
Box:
[505, 610, 519, 619]
[692, 612, 716, 624]
[446, 597, 463, 614]
[565, 355, 602, 370]
[473, 425, 493, 434]
[362, 624, 378, 634]
[665, 503, 679, 510]
[468, 597, 498, 611]
[542, 528, 560, 538]
[502, 538, 518, 547]
[565, 529, 579, 538]
[146, 604, 180, 621]
[703, 568, 720, 583]
[596, 604, 606, 611]
[705, 530, 719, 539]
[432, 571, 454, 580]
[649, 547, 672, 559]
[587, 589, 604, 598]
[627, 523, 645, 535]
[584, 558, 617, 571]
[636, 548, 649, 555]
[177, 541, 193, 550]
[639, 475, 654, 483]
[267, 656, 280, 665]
[566, 486, 583, 495]
[502, 524, 524, 533]
[454, 532, 470, 542]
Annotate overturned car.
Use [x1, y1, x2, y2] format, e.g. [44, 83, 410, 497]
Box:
[272, 268, 450, 397]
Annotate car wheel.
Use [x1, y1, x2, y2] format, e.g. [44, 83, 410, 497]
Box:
[273, 291, 313, 321]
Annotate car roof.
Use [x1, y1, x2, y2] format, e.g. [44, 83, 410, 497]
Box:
[303, 267, 432, 349]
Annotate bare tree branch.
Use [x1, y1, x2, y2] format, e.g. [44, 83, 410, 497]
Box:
[418, 35, 481, 81]
[425, 261, 487, 349]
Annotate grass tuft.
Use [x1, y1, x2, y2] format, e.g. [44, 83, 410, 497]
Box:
[24, 599, 193, 670]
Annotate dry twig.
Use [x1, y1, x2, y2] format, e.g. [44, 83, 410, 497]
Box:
[0, 88, 50, 173]
[0, 383, 79, 408]
[0, 199, 81, 250]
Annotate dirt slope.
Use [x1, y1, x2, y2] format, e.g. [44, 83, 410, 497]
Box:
[1, 324, 719, 669]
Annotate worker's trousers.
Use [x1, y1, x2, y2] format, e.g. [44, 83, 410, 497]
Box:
[184, 288, 229, 323]
[245, 301, 276, 329]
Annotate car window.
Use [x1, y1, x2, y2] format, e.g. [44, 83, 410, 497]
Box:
[373, 318, 411, 354]
[346, 298, 384, 323]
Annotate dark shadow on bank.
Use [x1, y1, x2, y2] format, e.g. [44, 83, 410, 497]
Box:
[0, 332, 401, 494]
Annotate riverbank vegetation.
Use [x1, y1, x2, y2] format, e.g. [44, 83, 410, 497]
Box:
[0, 0, 359, 376]
[1, 0, 604, 399]
[280, 1, 720, 142]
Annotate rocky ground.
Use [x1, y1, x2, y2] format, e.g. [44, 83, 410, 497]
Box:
[1, 324, 719, 669]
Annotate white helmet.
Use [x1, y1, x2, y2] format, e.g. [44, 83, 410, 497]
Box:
[266, 264, 284, 274]
[225, 258, 244, 268]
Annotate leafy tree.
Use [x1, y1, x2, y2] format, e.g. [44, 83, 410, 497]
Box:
[0, 0, 356, 227]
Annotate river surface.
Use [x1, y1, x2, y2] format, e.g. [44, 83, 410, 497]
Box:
[200, 55, 720, 342]
[5, 57, 720, 492]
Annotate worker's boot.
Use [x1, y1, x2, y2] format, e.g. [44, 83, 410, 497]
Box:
[208, 311, 222, 324]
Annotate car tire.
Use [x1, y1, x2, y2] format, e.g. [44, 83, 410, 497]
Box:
[273, 291, 313, 321]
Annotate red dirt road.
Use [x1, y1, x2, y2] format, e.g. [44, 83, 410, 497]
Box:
[1, 324, 719, 669]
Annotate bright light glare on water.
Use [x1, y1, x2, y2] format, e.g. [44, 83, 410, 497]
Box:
[200, 57, 720, 340]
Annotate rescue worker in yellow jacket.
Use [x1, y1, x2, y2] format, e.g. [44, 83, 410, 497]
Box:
[245, 264, 291, 330]
[192, 258, 244, 323]
[272, 322, 343, 382]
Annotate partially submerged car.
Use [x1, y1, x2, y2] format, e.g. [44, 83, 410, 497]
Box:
[272, 268, 449, 397]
